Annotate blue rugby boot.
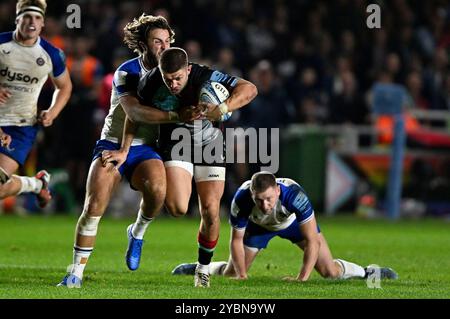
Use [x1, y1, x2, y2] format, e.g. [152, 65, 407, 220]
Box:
[172, 263, 197, 275]
[57, 273, 82, 288]
[125, 224, 144, 271]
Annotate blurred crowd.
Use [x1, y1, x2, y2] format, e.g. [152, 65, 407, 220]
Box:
[0, 0, 448, 212]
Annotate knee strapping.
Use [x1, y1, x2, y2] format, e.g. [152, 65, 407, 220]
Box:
[77, 214, 101, 236]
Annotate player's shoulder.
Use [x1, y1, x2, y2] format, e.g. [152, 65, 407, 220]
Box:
[278, 178, 307, 200]
[231, 180, 254, 215]
[237, 180, 252, 192]
[0, 32, 13, 45]
[116, 57, 142, 74]
[189, 62, 212, 79]
[190, 62, 209, 71]
[38, 37, 65, 57]
[276, 178, 300, 188]
[233, 180, 252, 201]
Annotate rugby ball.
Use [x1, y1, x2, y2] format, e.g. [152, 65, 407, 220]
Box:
[199, 81, 232, 121]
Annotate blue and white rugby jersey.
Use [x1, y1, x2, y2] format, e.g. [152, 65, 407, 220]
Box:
[0, 32, 66, 126]
[230, 178, 315, 232]
[100, 57, 158, 146]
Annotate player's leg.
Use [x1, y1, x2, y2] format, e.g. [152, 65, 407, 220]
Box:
[193, 167, 225, 287]
[125, 157, 166, 270]
[296, 233, 398, 280]
[59, 159, 121, 287]
[58, 141, 123, 288]
[296, 234, 346, 279]
[171, 247, 257, 277]
[0, 126, 51, 207]
[171, 225, 265, 277]
[0, 153, 20, 195]
[164, 162, 193, 217]
[296, 233, 368, 279]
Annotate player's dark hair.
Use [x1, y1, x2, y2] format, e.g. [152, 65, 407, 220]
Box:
[123, 14, 175, 55]
[250, 172, 277, 193]
[159, 47, 188, 73]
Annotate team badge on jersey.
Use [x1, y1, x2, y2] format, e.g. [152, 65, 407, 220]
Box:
[36, 57, 45, 66]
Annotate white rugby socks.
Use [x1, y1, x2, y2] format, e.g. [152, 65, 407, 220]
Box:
[334, 259, 366, 279]
[71, 246, 93, 279]
[131, 210, 153, 239]
[17, 176, 42, 194]
[209, 261, 228, 275]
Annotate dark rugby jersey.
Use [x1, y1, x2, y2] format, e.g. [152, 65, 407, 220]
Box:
[137, 63, 238, 147]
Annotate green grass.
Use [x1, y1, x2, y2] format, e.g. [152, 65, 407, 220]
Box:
[0, 214, 449, 299]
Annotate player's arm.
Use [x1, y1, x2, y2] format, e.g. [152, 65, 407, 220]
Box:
[39, 70, 72, 127]
[119, 95, 183, 124]
[201, 78, 258, 121]
[223, 78, 258, 112]
[297, 216, 321, 282]
[228, 193, 251, 280]
[101, 116, 137, 170]
[229, 227, 248, 279]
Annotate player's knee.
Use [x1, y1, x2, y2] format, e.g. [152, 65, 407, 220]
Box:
[199, 198, 220, 214]
[76, 212, 102, 236]
[318, 264, 341, 279]
[199, 200, 220, 220]
[142, 181, 166, 206]
[165, 201, 188, 217]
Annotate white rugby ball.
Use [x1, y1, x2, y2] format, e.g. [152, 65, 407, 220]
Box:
[199, 81, 232, 121]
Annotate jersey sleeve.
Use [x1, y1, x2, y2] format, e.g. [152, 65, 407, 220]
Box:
[229, 187, 253, 230]
[284, 184, 315, 225]
[191, 64, 239, 92]
[113, 68, 139, 98]
[39, 38, 67, 78]
[51, 49, 67, 77]
[209, 70, 239, 90]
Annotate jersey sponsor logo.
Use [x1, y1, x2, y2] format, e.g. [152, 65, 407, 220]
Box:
[213, 81, 228, 96]
[2, 50, 11, 54]
[0, 67, 39, 84]
[292, 193, 307, 211]
[0, 82, 35, 93]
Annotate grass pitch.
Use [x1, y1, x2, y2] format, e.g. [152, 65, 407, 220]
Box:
[0, 214, 449, 299]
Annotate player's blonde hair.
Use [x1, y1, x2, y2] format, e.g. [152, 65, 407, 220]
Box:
[123, 13, 175, 55]
[16, 0, 47, 15]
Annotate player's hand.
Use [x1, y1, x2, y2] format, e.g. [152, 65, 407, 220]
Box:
[0, 87, 12, 105]
[101, 149, 127, 171]
[179, 106, 203, 122]
[38, 110, 56, 127]
[197, 102, 221, 121]
[0, 131, 12, 150]
[282, 276, 307, 282]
